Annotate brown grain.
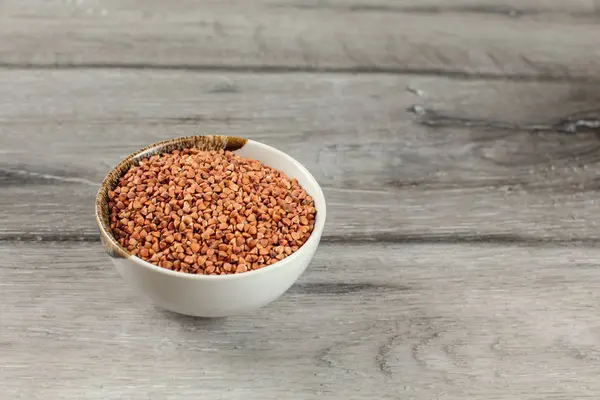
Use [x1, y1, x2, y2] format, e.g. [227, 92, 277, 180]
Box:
[108, 149, 316, 275]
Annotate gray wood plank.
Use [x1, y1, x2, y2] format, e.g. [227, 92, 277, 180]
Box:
[3, 242, 600, 399]
[2, 70, 600, 242]
[1, 0, 599, 79]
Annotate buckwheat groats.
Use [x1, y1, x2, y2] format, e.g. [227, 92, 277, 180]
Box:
[108, 148, 316, 275]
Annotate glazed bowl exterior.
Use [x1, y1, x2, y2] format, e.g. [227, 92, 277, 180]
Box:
[95, 136, 326, 317]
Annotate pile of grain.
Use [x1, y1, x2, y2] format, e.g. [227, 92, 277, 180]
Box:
[108, 149, 316, 275]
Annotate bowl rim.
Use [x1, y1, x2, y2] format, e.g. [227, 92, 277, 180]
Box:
[94, 135, 326, 281]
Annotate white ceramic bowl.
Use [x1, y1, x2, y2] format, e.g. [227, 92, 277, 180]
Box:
[95, 136, 326, 317]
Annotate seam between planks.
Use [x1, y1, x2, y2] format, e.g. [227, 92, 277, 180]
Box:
[0, 63, 598, 83]
[0, 233, 597, 247]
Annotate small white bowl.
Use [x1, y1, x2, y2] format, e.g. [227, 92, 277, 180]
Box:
[95, 136, 326, 317]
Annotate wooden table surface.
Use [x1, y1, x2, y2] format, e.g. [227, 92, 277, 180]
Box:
[3, 1, 600, 399]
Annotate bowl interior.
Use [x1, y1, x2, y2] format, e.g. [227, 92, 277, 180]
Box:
[95, 135, 326, 271]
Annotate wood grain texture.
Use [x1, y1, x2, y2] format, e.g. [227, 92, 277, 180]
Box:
[2, 70, 600, 242]
[3, 242, 600, 400]
[1, 0, 600, 79]
[4, 1, 600, 398]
